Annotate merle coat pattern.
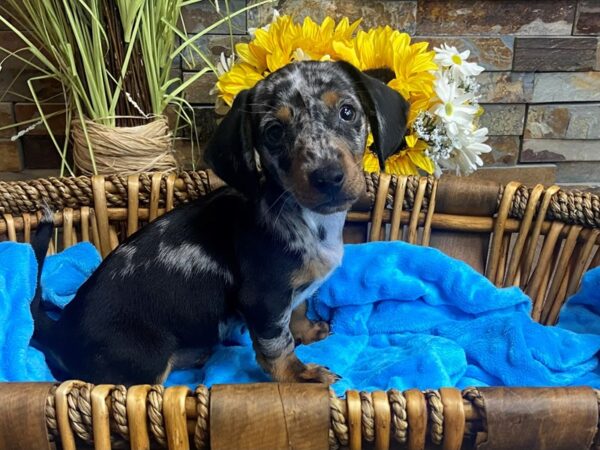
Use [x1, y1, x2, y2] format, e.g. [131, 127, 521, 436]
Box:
[31, 61, 409, 385]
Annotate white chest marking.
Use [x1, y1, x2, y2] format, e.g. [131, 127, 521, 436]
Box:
[291, 210, 345, 309]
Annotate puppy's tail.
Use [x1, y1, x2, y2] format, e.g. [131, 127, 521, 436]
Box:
[30, 205, 55, 343]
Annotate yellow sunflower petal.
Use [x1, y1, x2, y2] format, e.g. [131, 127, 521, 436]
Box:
[319, 16, 335, 36]
[236, 43, 267, 72]
[405, 134, 418, 148]
[407, 150, 435, 174]
[363, 150, 380, 173]
[266, 46, 292, 72]
[366, 131, 374, 149]
[334, 17, 362, 40]
[385, 152, 419, 175]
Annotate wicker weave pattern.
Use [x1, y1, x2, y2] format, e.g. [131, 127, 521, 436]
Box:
[367, 172, 600, 227]
[1, 171, 599, 449]
[0, 171, 212, 214]
[1, 171, 598, 322]
[44, 382, 489, 450]
[1, 171, 599, 227]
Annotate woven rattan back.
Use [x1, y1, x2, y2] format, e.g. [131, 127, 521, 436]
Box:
[1, 171, 599, 325]
[358, 173, 600, 325]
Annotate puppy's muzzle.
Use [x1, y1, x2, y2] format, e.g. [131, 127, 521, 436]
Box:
[309, 163, 345, 196]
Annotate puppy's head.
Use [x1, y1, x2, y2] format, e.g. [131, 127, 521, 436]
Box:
[205, 61, 409, 214]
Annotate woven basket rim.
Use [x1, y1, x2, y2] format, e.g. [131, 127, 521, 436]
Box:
[0, 170, 598, 229]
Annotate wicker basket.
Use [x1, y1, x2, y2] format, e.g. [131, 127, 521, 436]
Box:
[0, 171, 599, 450]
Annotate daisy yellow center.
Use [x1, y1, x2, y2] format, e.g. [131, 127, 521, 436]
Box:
[445, 102, 453, 116]
[451, 54, 462, 65]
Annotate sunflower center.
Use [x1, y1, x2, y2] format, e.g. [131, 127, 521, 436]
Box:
[451, 54, 462, 65]
[445, 102, 454, 116]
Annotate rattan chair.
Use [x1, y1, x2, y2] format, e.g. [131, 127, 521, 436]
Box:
[0, 171, 599, 450]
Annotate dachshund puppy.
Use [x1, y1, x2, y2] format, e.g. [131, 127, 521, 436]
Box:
[31, 60, 409, 385]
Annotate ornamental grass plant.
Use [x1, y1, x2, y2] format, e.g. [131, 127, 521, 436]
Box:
[0, 0, 273, 175]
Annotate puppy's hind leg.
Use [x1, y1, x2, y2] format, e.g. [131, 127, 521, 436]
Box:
[290, 302, 330, 345]
[81, 344, 176, 386]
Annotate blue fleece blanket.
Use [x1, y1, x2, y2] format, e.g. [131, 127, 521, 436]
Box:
[0, 242, 101, 381]
[2, 240, 600, 394]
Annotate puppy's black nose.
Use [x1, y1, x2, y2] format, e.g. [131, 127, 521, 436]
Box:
[309, 165, 345, 194]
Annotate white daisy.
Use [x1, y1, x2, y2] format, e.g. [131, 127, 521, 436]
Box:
[216, 52, 235, 76]
[434, 44, 484, 80]
[441, 127, 492, 176]
[432, 76, 479, 127]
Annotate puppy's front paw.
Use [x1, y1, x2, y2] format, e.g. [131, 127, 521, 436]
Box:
[298, 363, 340, 385]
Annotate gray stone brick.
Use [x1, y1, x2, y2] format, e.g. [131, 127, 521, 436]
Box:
[479, 104, 526, 136]
[0, 140, 22, 171]
[248, 0, 417, 33]
[21, 135, 66, 170]
[513, 37, 599, 72]
[521, 139, 600, 162]
[532, 72, 600, 103]
[0, 67, 62, 102]
[0, 30, 32, 70]
[182, 34, 249, 71]
[181, 0, 247, 35]
[0, 3, 22, 32]
[525, 104, 600, 139]
[416, 0, 576, 36]
[0, 103, 15, 139]
[14, 103, 66, 136]
[0, 169, 61, 182]
[182, 72, 218, 104]
[574, 0, 600, 35]
[481, 136, 520, 166]
[478, 72, 534, 103]
[412, 36, 514, 71]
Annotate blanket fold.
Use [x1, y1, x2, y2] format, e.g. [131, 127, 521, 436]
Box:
[1, 239, 599, 395]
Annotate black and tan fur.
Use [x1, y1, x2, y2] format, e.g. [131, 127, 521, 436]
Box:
[30, 61, 409, 385]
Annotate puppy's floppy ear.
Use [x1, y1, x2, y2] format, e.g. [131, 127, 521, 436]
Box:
[204, 89, 260, 195]
[336, 61, 410, 170]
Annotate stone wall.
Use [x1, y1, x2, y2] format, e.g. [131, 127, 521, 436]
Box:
[0, 0, 599, 189]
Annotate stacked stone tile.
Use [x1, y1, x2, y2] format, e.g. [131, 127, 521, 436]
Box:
[0, 0, 598, 190]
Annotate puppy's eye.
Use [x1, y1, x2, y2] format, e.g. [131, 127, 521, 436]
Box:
[265, 123, 284, 145]
[339, 104, 356, 121]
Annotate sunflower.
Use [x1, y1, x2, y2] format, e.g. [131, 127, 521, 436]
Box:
[216, 15, 442, 176]
[363, 133, 434, 175]
[215, 63, 265, 106]
[386, 134, 434, 175]
[331, 26, 437, 101]
[218, 16, 362, 106]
